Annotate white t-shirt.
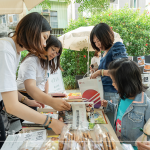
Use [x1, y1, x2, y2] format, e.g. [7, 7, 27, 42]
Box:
[0, 37, 21, 101]
[17, 55, 49, 92]
[91, 56, 101, 66]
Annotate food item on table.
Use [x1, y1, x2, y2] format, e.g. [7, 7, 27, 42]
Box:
[107, 132, 116, 150]
[103, 136, 108, 150]
[58, 125, 117, 150]
[40, 137, 59, 150]
[105, 133, 112, 150]
[94, 124, 117, 150]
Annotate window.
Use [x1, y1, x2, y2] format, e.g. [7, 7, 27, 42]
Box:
[130, 0, 137, 8]
[50, 11, 58, 28]
[0, 15, 6, 24]
[13, 14, 17, 22]
[43, 9, 49, 12]
[8, 14, 18, 24]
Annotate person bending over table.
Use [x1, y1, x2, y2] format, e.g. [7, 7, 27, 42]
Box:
[17, 35, 69, 111]
[0, 12, 70, 148]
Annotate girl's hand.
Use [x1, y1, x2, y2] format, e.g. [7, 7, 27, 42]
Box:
[51, 98, 71, 111]
[90, 70, 100, 79]
[101, 100, 108, 107]
[137, 141, 150, 150]
[49, 118, 66, 135]
[24, 98, 45, 108]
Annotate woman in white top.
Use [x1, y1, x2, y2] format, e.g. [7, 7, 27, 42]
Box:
[0, 12, 70, 148]
[90, 50, 101, 73]
[17, 35, 64, 111]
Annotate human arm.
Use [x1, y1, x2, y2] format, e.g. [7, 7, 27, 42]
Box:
[45, 80, 49, 94]
[18, 91, 45, 108]
[101, 99, 117, 113]
[91, 43, 127, 79]
[2, 91, 65, 134]
[24, 79, 71, 111]
[90, 69, 109, 79]
[137, 141, 150, 150]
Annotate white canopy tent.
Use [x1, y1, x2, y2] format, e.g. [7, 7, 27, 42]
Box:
[0, 0, 44, 14]
[58, 26, 123, 76]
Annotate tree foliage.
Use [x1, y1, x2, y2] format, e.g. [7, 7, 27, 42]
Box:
[64, 5, 150, 56]
[66, 0, 110, 14]
[39, 0, 110, 14]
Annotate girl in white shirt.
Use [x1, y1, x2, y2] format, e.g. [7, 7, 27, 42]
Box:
[17, 35, 63, 111]
[0, 12, 70, 148]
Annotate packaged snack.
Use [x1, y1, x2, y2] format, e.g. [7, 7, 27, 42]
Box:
[94, 124, 117, 150]
[40, 137, 59, 150]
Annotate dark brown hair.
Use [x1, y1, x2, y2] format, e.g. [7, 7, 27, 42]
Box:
[22, 35, 62, 74]
[40, 35, 62, 74]
[11, 12, 51, 59]
[94, 50, 99, 57]
[108, 58, 143, 99]
[90, 23, 114, 51]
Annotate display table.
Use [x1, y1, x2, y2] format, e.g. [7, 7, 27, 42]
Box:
[46, 109, 123, 149]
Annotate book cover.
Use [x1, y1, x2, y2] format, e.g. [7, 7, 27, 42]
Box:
[137, 56, 145, 66]
[50, 92, 67, 97]
[67, 93, 82, 99]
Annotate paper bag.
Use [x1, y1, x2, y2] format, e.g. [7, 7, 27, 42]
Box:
[78, 77, 103, 108]
[135, 118, 150, 145]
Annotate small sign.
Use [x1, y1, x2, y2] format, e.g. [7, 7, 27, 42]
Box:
[48, 68, 65, 93]
[137, 56, 145, 66]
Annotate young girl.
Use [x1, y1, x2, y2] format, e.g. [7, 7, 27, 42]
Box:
[101, 58, 150, 149]
[17, 35, 67, 111]
[0, 12, 70, 147]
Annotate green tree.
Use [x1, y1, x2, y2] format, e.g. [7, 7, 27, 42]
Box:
[39, 0, 110, 14]
[65, 0, 110, 14]
[64, 5, 150, 56]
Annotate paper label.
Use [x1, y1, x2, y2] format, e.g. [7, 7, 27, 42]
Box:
[1, 130, 47, 150]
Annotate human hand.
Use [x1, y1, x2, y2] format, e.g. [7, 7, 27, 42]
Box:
[51, 98, 71, 111]
[90, 70, 100, 79]
[90, 69, 95, 74]
[137, 141, 150, 150]
[49, 118, 66, 135]
[24, 98, 45, 108]
[101, 99, 108, 107]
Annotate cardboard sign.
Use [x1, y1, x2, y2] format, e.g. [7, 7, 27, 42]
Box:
[48, 68, 65, 93]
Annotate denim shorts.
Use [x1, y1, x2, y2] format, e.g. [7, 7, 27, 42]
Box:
[104, 92, 119, 128]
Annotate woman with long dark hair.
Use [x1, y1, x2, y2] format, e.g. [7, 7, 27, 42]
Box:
[0, 12, 70, 148]
[17, 35, 68, 111]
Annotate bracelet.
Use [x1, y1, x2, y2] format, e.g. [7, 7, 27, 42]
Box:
[45, 116, 52, 129]
[102, 69, 104, 76]
[100, 70, 102, 76]
[21, 96, 26, 103]
[43, 115, 49, 127]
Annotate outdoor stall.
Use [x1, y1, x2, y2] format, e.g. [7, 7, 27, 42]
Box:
[1, 95, 124, 150]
